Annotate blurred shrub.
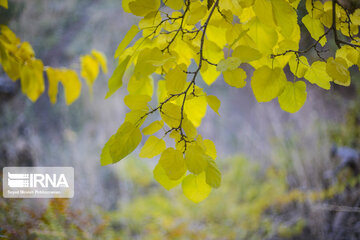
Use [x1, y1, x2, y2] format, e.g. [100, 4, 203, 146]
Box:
[2, 156, 359, 240]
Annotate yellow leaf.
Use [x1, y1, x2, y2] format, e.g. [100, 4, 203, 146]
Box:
[0, 25, 19, 44]
[182, 172, 211, 203]
[278, 81, 307, 113]
[205, 159, 221, 188]
[140, 11, 163, 36]
[139, 136, 166, 158]
[45, 67, 60, 104]
[186, 1, 207, 25]
[125, 109, 148, 126]
[18, 42, 35, 62]
[184, 96, 207, 127]
[206, 25, 227, 49]
[200, 62, 221, 85]
[105, 55, 131, 98]
[253, 0, 275, 27]
[128, 0, 160, 16]
[302, 14, 326, 47]
[100, 134, 116, 166]
[124, 94, 151, 110]
[185, 144, 209, 174]
[128, 75, 154, 97]
[169, 130, 189, 152]
[335, 45, 359, 67]
[223, 68, 247, 88]
[157, 80, 168, 103]
[91, 49, 108, 74]
[203, 139, 216, 160]
[80, 55, 99, 94]
[142, 120, 164, 135]
[288, 55, 310, 78]
[165, 63, 187, 94]
[165, 0, 184, 10]
[0, 0, 8, 9]
[320, 10, 332, 28]
[20, 59, 44, 102]
[351, 9, 360, 25]
[251, 66, 287, 102]
[306, 0, 324, 18]
[246, 17, 278, 54]
[1, 54, 20, 81]
[46, 68, 81, 105]
[122, 0, 132, 13]
[133, 48, 158, 79]
[216, 57, 242, 72]
[153, 163, 183, 190]
[304, 61, 332, 89]
[206, 95, 220, 115]
[183, 118, 197, 139]
[159, 148, 187, 180]
[61, 70, 82, 105]
[271, 0, 298, 39]
[326, 57, 350, 86]
[114, 25, 139, 58]
[108, 122, 142, 164]
[232, 45, 262, 63]
[161, 102, 182, 128]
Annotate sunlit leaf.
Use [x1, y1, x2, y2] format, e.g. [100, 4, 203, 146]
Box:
[278, 81, 307, 113]
[107, 122, 142, 164]
[139, 136, 166, 158]
[182, 172, 212, 203]
[251, 66, 287, 102]
[159, 147, 187, 180]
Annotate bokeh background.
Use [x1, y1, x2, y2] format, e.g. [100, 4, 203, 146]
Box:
[1, 0, 360, 239]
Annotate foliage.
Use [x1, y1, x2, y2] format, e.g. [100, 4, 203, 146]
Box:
[0, 0, 107, 104]
[2, 0, 360, 202]
[100, 0, 360, 202]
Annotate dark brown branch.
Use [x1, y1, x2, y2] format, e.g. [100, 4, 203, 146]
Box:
[137, 0, 220, 152]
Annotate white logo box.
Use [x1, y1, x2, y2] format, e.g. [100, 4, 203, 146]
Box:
[3, 167, 74, 198]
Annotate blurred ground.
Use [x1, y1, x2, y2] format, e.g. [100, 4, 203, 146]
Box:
[1, 0, 360, 239]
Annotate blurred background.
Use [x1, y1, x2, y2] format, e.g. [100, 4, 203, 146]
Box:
[1, 0, 360, 239]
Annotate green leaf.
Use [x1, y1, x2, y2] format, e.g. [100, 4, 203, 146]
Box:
[108, 122, 142, 164]
[182, 172, 212, 203]
[139, 136, 166, 158]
